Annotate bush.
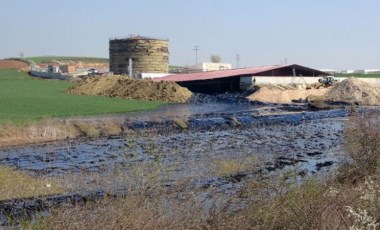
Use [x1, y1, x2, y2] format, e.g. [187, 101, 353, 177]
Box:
[343, 111, 380, 176]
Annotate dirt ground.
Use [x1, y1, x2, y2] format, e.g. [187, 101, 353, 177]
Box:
[326, 78, 380, 105]
[66, 75, 192, 103]
[247, 84, 330, 103]
[0, 60, 30, 70]
[248, 78, 380, 105]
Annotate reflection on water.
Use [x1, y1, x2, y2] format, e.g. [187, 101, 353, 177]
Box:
[0, 118, 346, 179]
[124, 102, 259, 121]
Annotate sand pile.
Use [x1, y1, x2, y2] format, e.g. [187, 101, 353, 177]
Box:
[325, 78, 380, 105]
[247, 85, 329, 103]
[66, 76, 192, 103]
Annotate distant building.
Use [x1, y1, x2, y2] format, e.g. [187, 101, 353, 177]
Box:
[319, 69, 339, 75]
[341, 70, 354, 74]
[353, 69, 380, 74]
[154, 64, 329, 94]
[60, 64, 76, 74]
[191, 62, 232, 72]
[47, 65, 60, 73]
[109, 35, 169, 76]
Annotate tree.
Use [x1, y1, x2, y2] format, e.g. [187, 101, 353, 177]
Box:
[210, 54, 221, 63]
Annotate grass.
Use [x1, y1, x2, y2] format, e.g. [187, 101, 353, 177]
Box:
[25, 56, 109, 64]
[0, 166, 63, 200]
[0, 69, 165, 124]
[212, 156, 261, 177]
[335, 73, 380, 78]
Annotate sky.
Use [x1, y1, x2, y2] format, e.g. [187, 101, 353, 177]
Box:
[1, 0, 379, 70]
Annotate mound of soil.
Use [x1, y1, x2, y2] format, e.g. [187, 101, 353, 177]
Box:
[247, 85, 329, 103]
[66, 76, 192, 103]
[325, 78, 380, 105]
[0, 60, 30, 70]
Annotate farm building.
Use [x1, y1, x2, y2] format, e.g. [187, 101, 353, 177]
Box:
[109, 36, 169, 76]
[191, 62, 232, 72]
[60, 64, 76, 74]
[154, 64, 329, 94]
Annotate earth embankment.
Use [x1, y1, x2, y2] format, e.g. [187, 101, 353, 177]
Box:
[0, 60, 30, 70]
[66, 75, 192, 103]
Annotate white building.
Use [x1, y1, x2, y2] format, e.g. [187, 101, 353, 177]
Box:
[319, 69, 339, 74]
[191, 62, 232, 72]
[353, 69, 380, 74]
[341, 70, 354, 74]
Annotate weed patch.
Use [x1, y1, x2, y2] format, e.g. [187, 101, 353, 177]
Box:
[0, 166, 63, 200]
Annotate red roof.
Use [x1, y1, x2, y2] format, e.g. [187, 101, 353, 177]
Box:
[154, 65, 289, 82]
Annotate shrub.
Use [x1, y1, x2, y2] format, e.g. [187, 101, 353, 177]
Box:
[343, 111, 380, 176]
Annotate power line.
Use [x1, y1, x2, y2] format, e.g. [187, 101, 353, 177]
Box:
[193, 45, 200, 64]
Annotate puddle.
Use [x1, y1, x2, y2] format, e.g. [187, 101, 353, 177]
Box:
[0, 117, 346, 179]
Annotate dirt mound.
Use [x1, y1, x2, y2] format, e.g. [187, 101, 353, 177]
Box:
[247, 85, 329, 103]
[325, 78, 380, 105]
[0, 60, 30, 70]
[66, 76, 192, 103]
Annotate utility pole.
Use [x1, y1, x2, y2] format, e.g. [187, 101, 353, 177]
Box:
[236, 54, 240, 68]
[193, 45, 200, 64]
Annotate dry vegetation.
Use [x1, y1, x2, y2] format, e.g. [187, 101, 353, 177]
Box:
[0, 119, 78, 147]
[5, 111, 380, 229]
[0, 118, 125, 147]
[211, 156, 261, 178]
[0, 166, 63, 200]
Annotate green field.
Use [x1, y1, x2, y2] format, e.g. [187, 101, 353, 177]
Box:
[335, 73, 380, 78]
[0, 69, 165, 124]
[25, 56, 109, 64]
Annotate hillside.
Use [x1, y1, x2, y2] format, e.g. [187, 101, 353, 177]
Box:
[25, 56, 109, 64]
[0, 59, 30, 70]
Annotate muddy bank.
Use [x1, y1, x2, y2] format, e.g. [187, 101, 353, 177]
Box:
[0, 119, 124, 148]
[0, 104, 346, 149]
[1, 100, 377, 226]
[0, 116, 347, 225]
[0, 118, 346, 176]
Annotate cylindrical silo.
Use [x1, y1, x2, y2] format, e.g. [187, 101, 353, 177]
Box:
[109, 36, 169, 76]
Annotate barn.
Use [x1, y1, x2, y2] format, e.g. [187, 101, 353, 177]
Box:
[154, 64, 329, 94]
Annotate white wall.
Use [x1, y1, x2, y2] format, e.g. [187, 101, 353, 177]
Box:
[240, 76, 321, 89]
[240, 76, 380, 89]
[30, 70, 72, 80]
[140, 73, 171, 79]
[192, 62, 232, 71]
